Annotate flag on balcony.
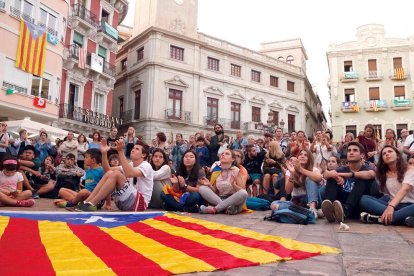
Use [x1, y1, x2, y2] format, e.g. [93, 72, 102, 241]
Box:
[78, 46, 86, 69]
[0, 212, 338, 275]
[47, 32, 59, 45]
[351, 103, 359, 112]
[394, 68, 405, 80]
[15, 19, 47, 77]
[370, 100, 378, 112]
[6, 88, 14, 95]
[33, 96, 46, 108]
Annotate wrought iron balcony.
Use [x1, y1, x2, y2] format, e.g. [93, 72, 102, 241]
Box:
[121, 109, 140, 123]
[103, 59, 116, 77]
[364, 71, 383, 81]
[98, 21, 118, 41]
[341, 101, 360, 112]
[364, 100, 387, 112]
[165, 109, 191, 123]
[66, 44, 80, 59]
[10, 6, 34, 23]
[59, 104, 122, 128]
[0, 1, 5, 10]
[340, 71, 358, 82]
[391, 98, 412, 111]
[38, 22, 57, 36]
[71, 4, 98, 28]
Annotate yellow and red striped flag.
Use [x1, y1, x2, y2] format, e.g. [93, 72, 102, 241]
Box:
[15, 19, 47, 77]
[394, 68, 405, 80]
[0, 212, 338, 274]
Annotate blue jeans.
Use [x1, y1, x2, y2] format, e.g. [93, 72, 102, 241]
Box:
[291, 178, 320, 208]
[359, 195, 414, 224]
[160, 191, 203, 213]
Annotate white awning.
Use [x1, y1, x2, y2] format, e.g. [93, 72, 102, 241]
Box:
[4, 118, 69, 140]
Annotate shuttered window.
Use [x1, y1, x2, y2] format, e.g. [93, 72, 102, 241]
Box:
[394, 86, 405, 97]
[368, 59, 377, 71]
[369, 87, 380, 100]
[73, 31, 84, 46]
[393, 57, 402, 68]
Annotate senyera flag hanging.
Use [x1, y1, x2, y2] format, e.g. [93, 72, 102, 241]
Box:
[15, 19, 47, 77]
[0, 212, 338, 275]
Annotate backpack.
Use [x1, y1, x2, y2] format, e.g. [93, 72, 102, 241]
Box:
[264, 204, 315, 225]
[246, 197, 271, 210]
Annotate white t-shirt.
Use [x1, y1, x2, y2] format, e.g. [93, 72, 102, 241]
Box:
[119, 161, 154, 206]
[0, 171, 24, 192]
[153, 165, 171, 181]
[286, 167, 320, 197]
[385, 168, 414, 203]
[404, 134, 414, 152]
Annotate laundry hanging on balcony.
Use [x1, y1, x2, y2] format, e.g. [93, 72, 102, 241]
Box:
[15, 19, 47, 77]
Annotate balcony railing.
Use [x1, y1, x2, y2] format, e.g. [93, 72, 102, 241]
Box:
[391, 98, 412, 110]
[364, 100, 387, 111]
[0, 1, 5, 10]
[71, 4, 98, 27]
[121, 109, 140, 123]
[67, 44, 80, 59]
[98, 21, 118, 41]
[10, 6, 34, 23]
[165, 109, 191, 122]
[364, 71, 383, 81]
[103, 59, 116, 77]
[38, 22, 57, 36]
[340, 71, 358, 82]
[59, 104, 122, 128]
[341, 101, 360, 112]
[389, 68, 409, 80]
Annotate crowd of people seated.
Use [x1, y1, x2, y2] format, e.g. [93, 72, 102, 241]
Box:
[0, 120, 413, 227]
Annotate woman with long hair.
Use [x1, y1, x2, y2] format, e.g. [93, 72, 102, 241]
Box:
[160, 149, 205, 213]
[198, 149, 248, 215]
[88, 131, 102, 150]
[338, 132, 354, 160]
[77, 134, 88, 169]
[149, 148, 171, 208]
[262, 141, 286, 194]
[124, 127, 138, 160]
[274, 149, 322, 217]
[357, 124, 377, 163]
[378, 128, 401, 153]
[359, 145, 414, 227]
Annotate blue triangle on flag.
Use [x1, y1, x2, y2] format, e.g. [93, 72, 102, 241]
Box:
[0, 211, 165, 228]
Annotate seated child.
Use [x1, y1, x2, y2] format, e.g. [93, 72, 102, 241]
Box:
[0, 156, 34, 207]
[54, 149, 108, 209]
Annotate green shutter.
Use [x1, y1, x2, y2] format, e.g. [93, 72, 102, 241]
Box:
[73, 31, 84, 46]
[98, 46, 107, 59]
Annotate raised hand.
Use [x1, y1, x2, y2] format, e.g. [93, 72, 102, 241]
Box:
[100, 138, 110, 153]
[115, 138, 125, 152]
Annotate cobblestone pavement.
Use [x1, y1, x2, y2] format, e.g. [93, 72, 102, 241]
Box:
[2, 199, 414, 276]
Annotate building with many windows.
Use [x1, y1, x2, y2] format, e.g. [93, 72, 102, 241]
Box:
[327, 24, 414, 141]
[114, 0, 326, 141]
[0, 0, 68, 124]
[57, 0, 128, 136]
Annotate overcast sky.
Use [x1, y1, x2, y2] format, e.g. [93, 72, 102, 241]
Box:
[124, 0, 414, 125]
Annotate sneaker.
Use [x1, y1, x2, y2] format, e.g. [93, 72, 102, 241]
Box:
[16, 199, 35, 207]
[360, 212, 380, 224]
[333, 200, 344, 223]
[53, 199, 67, 208]
[78, 202, 97, 212]
[405, 216, 414, 227]
[225, 205, 239, 215]
[31, 190, 40, 199]
[199, 205, 216, 214]
[321, 200, 336, 222]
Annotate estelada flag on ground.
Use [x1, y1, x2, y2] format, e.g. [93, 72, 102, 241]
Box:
[33, 96, 46, 108]
[0, 212, 338, 275]
[15, 19, 47, 77]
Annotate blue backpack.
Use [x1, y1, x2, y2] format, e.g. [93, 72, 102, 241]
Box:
[264, 204, 316, 225]
[246, 197, 271, 210]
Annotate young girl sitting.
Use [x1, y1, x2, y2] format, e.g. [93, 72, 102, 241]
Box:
[0, 157, 34, 207]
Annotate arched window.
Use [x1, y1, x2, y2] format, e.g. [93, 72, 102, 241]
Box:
[277, 56, 284, 61]
[286, 55, 294, 64]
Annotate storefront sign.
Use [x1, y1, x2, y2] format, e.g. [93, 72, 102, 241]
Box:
[81, 109, 123, 128]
